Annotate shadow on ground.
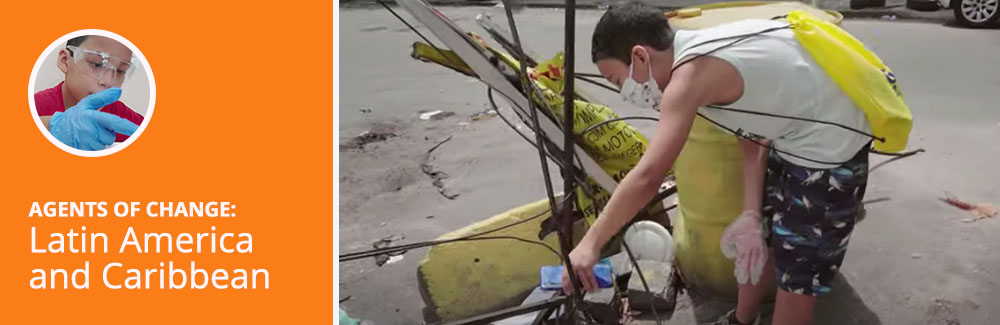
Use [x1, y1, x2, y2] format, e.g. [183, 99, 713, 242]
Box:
[635, 272, 881, 324]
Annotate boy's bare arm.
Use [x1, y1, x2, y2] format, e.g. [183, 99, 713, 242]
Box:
[739, 138, 768, 212]
[575, 56, 744, 253]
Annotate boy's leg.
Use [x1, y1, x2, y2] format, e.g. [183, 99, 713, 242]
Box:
[773, 289, 816, 325]
[768, 146, 870, 325]
[735, 253, 775, 323]
[726, 150, 790, 325]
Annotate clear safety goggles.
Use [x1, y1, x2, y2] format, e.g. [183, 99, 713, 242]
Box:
[66, 45, 137, 86]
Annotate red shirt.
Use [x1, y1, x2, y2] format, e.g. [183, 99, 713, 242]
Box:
[35, 82, 144, 143]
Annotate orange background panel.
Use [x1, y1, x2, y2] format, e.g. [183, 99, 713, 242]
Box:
[0, 1, 333, 323]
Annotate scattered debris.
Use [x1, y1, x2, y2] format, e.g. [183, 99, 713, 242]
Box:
[373, 234, 406, 250]
[340, 296, 352, 303]
[420, 136, 460, 200]
[380, 222, 387, 227]
[386, 255, 405, 265]
[360, 26, 388, 32]
[375, 254, 390, 266]
[359, 106, 372, 114]
[911, 253, 923, 259]
[940, 194, 998, 221]
[342, 130, 397, 150]
[471, 108, 498, 121]
[881, 14, 897, 21]
[928, 298, 960, 325]
[419, 110, 455, 120]
[373, 234, 407, 267]
[425, 215, 434, 219]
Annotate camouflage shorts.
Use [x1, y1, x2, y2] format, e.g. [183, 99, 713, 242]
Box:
[763, 145, 869, 296]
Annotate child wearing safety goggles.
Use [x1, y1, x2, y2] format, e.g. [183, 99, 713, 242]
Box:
[35, 35, 142, 151]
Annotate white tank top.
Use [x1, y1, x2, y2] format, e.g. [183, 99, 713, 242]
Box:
[672, 19, 872, 168]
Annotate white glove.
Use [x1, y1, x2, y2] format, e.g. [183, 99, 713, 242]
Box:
[720, 210, 767, 285]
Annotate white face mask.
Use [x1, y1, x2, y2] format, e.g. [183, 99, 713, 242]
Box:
[620, 58, 662, 111]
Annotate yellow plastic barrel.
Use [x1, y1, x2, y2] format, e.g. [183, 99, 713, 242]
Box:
[666, 1, 841, 300]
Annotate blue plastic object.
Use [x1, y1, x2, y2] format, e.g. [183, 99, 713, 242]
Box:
[540, 263, 613, 290]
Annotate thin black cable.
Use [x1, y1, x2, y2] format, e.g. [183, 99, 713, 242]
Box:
[580, 116, 660, 136]
[869, 148, 925, 172]
[705, 105, 885, 143]
[575, 75, 619, 93]
[489, 87, 603, 195]
[576, 72, 605, 79]
[578, 58, 918, 165]
[578, 113, 920, 161]
[697, 112, 854, 166]
[500, 0, 560, 220]
[871, 148, 925, 157]
[373, 2, 657, 321]
[375, 0, 470, 75]
[561, 134, 670, 325]
[572, 169, 666, 325]
[489, 88, 548, 152]
[501, 0, 584, 306]
[490, 83, 627, 236]
[340, 233, 561, 263]
[373, 0, 623, 202]
[672, 25, 792, 70]
[340, 197, 569, 261]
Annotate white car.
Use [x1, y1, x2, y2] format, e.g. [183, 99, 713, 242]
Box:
[911, 0, 1000, 27]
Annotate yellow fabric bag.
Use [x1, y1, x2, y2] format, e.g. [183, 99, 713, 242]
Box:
[787, 10, 913, 152]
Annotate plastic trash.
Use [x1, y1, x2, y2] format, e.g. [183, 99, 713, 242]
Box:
[539, 264, 612, 290]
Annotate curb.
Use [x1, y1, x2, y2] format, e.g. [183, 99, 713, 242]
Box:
[839, 6, 951, 22]
[341, 0, 952, 23]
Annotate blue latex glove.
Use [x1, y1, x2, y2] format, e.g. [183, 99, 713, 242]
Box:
[49, 88, 139, 151]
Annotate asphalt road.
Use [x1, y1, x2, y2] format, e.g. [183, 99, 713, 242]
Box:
[339, 5, 1000, 324]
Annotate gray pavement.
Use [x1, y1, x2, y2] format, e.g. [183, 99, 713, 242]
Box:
[339, 5, 1000, 324]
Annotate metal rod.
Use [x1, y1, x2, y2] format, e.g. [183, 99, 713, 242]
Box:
[499, 1, 583, 318]
[559, 0, 581, 321]
[532, 303, 559, 324]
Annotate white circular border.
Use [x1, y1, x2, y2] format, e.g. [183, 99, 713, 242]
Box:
[27, 29, 156, 157]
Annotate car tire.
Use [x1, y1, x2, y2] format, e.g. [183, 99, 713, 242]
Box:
[955, 0, 1000, 27]
[907, 0, 942, 11]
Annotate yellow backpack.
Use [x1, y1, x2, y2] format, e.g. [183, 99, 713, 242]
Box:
[786, 10, 913, 152]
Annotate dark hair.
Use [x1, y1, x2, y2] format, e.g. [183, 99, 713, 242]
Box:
[65, 36, 89, 55]
[591, 1, 674, 64]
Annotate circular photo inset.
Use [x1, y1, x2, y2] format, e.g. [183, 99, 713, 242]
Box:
[29, 29, 155, 157]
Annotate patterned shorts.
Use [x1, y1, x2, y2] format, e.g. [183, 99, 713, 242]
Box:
[763, 145, 869, 296]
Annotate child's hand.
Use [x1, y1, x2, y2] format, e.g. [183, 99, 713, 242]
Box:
[720, 210, 767, 285]
[561, 243, 601, 293]
[49, 88, 138, 151]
